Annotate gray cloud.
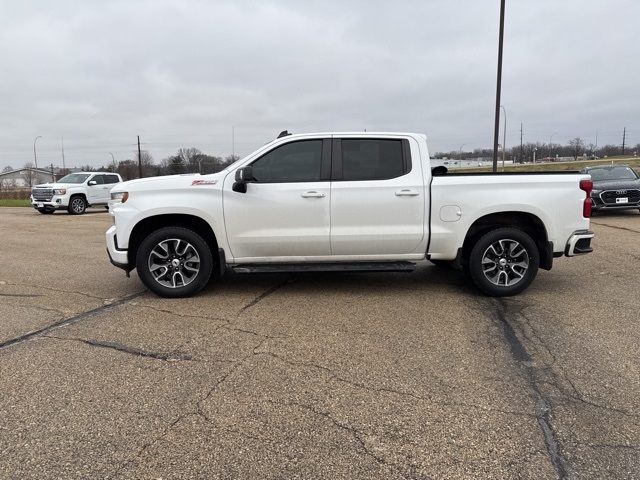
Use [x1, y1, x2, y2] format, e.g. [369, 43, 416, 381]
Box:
[1, 0, 638, 170]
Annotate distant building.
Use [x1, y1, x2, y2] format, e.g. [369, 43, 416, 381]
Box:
[430, 157, 505, 169]
[0, 168, 55, 188]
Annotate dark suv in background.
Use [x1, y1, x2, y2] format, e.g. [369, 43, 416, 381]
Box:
[581, 164, 640, 213]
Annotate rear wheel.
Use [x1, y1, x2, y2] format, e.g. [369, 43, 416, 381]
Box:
[136, 227, 214, 298]
[67, 196, 87, 215]
[467, 227, 539, 296]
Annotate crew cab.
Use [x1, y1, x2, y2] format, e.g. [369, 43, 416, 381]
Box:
[32, 172, 122, 215]
[106, 132, 594, 297]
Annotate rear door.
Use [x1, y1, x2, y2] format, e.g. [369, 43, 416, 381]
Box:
[223, 138, 332, 259]
[330, 136, 425, 255]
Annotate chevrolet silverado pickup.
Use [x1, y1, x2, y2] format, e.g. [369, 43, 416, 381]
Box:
[106, 132, 594, 297]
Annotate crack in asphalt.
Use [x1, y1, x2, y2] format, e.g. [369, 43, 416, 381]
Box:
[0, 293, 44, 297]
[504, 304, 637, 420]
[0, 292, 147, 351]
[44, 336, 193, 362]
[122, 302, 229, 324]
[590, 220, 640, 234]
[253, 349, 532, 419]
[489, 298, 579, 480]
[265, 398, 432, 480]
[0, 281, 124, 302]
[239, 279, 297, 313]
[115, 337, 269, 476]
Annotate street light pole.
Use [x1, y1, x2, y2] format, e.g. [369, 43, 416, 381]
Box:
[492, 0, 506, 173]
[549, 132, 559, 162]
[459, 144, 467, 161]
[595, 130, 602, 152]
[33, 136, 42, 171]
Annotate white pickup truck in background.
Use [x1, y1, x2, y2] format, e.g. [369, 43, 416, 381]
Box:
[31, 172, 122, 215]
[106, 132, 594, 297]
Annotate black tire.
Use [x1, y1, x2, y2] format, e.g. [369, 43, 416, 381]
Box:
[136, 226, 214, 298]
[37, 208, 54, 214]
[467, 227, 539, 296]
[67, 196, 87, 215]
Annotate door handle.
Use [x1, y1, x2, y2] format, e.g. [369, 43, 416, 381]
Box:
[395, 189, 419, 196]
[301, 191, 326, 198]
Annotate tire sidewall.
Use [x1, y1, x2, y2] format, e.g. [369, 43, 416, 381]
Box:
[68, 196, 86, 215]
[136, 227, 214, 298]
[468, 227, 539, 296]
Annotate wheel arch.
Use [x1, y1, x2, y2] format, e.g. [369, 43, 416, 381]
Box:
[69, 192, 87, 202]
[128, 214, 219, 271]
[461, 211, 553, 270]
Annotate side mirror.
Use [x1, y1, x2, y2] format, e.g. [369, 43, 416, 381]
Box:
[232, 166, 254, 193]
[88, 180, 97, 186]
[431, 166, 448, 176]
[235, 166, 253, 182]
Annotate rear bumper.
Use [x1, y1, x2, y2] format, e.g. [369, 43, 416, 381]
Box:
[564, 230, 594, 256]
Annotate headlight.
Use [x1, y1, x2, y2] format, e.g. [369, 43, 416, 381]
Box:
[53, 188, 66, 195]
[110, 191, 129, 203]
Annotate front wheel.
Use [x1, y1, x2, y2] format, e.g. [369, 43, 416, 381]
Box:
[467, 227, 539, 296]
[67, 196, 87, 215]
[136, 227, 214, 298]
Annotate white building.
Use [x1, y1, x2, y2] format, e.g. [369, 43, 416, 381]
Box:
[0, 168, 55, 188]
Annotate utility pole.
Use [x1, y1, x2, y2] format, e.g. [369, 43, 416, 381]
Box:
[492, 0, 506, 172]
[61, 136, 66, 171]
[137, 136, 143, 178]
[520, 123, 523, 163]
[622, 127, 626, 155]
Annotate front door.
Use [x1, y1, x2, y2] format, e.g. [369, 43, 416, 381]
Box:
[223, 138, 332, 260]
[86, 174, 110, 203]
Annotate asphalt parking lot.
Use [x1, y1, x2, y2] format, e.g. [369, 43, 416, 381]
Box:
[0, 207, 639, 479]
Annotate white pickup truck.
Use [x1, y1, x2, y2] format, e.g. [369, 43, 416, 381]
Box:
[106, 132, 594, 297]
[32, 172, 123, 215]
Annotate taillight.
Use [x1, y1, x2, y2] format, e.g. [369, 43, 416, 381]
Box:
[580, 179, 593, 218]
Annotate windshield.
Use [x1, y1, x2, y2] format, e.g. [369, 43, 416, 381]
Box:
[57, 173, 91, 184]
[587, 166, 639, 181]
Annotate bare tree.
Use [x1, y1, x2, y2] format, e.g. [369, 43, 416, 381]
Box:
[21, 162, 36, 187]
[568, 138, 586, 161]
[116, 160, 138, 181]
[132, 150, 156, 177]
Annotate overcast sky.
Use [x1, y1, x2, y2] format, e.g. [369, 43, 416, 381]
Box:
[1, 0, 639, 171]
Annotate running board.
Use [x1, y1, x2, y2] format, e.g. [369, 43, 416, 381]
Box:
[231, 261, 416, 274]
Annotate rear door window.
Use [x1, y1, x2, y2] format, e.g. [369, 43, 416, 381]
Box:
[337, 139, 409, 181]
